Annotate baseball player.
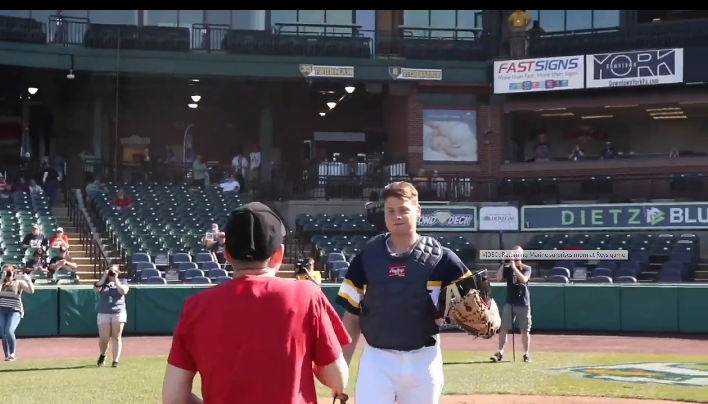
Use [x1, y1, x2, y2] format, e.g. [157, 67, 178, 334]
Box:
[335, 181, 472, 404]
[162, 203, 351, 404]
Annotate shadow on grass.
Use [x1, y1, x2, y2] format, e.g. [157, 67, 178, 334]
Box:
[0, 364, 95, 373]
[444, 361, 499, 365]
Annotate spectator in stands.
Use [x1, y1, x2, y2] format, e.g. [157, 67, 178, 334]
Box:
[142, 147, 152, 181]
[12, 177, 29, 193]
[85, 178, 108, 198]
[600, 142, 617, 160]
[28, 179, 42, 195]
[49, 228, 70, 250]
[219, 174, 240, 193]
[0, 174, 10, 192]
[192, 154, 208, 189]
[21, 224, 47, 251]
[568, 145, 584, 161]
[51, 154, 66, 184]
[205, 232, 227, 265]
[231, 152, 248, 180]
[296, 258, 322, 285]
[47, 247, 77, 274]
[41, 157, 60, 207]
[0, 264, 35, 361]
[534, 133, 551, 162]
[508, 10, 532, 57]
[25, 250, 47, 273]
[163, 145, 176, 163]
[249, 145, 261, 191]
[111, 189, 132, 209]
[201, 224, 220, 249]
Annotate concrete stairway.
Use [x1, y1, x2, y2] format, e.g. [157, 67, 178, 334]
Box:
[52, 201, 97, 285]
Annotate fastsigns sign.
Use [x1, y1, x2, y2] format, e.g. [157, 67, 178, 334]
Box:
[493, 56, 585, 94]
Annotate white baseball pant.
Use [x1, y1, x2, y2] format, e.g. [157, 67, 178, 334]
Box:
[355, 339, 444, 404]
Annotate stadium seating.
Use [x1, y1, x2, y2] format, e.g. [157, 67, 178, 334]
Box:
[528, 232, 698, 282]
[90, 182, 243, 282]
[296, 213, 478, 279]
[0, 191, 76, 283]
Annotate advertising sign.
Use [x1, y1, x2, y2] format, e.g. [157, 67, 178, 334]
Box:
[422, 110, 477, 162]
[389, 67, 442, 81]
[493, 56, 584, 94]
[521, 202, 708, 231]
[418, 206, 477, 232]
[299, 64, 354, 78]
[586, 48, 684, 88]
[479, 206, 519, 231]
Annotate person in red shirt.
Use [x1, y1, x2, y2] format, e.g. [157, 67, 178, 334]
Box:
[111, 189, 131, 208]
[162, 202, 351, 404]
[48, 228, 70, 250]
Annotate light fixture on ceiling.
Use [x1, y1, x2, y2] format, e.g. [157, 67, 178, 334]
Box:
[534, 107, 567, 112]
[581, 115, 614, 119]
[541, 112, 574, 117]
[344, 86, 355, 94]
[28, 87, 38, 95]
[319, 112, 326, 117]
[188, 103, 198, 109]
[190, 79, 200, 83]
[191, 95, 201, 103]
[604, 104, 638, 108]
[653, 115, 687, 119]
[327, 101, 336, 109]
[646, 107, 681, 112]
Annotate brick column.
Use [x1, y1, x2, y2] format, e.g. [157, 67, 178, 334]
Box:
[476, 105, 503, 175]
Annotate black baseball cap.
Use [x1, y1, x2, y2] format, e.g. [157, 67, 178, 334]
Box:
[224, 202, 286, 262]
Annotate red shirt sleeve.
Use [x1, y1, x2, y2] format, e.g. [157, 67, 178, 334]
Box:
[167, 295, 198, 372]
[310, 289, 351, 367]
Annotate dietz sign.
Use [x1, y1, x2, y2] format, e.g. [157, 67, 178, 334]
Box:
[586, 48, 684, 88]
[493, 56, 584, 94]
[418, 206, 477, 232]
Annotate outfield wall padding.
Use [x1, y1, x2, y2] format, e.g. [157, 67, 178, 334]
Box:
[10, 284, 708, 337]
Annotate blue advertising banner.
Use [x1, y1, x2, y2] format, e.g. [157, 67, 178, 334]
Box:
[521, 202, 708, 231]
[418, 206, 477, 232]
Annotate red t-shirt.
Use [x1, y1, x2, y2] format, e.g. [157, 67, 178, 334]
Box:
[167, 276, 351, 404]
[111, 195, 131, 207]
[49, 234, 69, 248]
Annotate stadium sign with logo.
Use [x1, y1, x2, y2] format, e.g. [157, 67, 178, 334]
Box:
[556, 363, 708, 387]
[389, 66, 442, 81]
[418, 206, 477, 232]
[299, 64, 355, 78]
[521, 202, 708, 231]
[586, 48, 684, 89]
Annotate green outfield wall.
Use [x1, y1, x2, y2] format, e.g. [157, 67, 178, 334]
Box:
[14, 284, 708, 338]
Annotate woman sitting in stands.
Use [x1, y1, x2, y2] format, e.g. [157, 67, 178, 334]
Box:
[94, 265, 129, 368]
[0, 264, 35, 361]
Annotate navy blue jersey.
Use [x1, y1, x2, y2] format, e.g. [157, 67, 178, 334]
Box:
[336, 246, 471, 316]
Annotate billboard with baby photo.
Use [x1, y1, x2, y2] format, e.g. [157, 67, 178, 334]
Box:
[422, 109, 478, 162]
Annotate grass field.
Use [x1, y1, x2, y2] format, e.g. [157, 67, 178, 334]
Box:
[1, 352, 706, 403]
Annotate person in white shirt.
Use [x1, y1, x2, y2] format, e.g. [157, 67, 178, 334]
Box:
[219, 175, 241, 193]
[29, 179, 43, 195]
[248, 146, 261, 191]
[231, 154, 248, 177]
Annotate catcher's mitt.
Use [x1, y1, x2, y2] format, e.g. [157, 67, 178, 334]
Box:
[440, 270, 501, 339]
